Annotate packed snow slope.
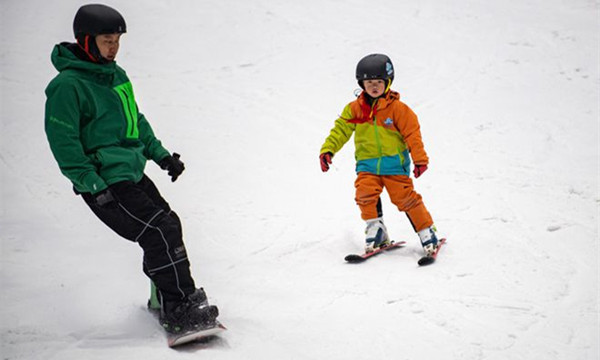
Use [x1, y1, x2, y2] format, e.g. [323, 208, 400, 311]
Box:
[1, 0, 598, 359]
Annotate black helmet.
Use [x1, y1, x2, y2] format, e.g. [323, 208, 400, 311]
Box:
[355, 54, 394, 85]
[73, 4, 126, 38]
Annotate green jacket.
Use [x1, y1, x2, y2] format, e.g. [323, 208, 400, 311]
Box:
[45, 43, 170, 194]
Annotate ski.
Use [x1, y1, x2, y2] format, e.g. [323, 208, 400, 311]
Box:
[345, 241, 407, 263]
[417, 238, 447, 266]
[167, 321, 226, 348]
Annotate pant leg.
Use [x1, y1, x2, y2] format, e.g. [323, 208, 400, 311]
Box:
[381, 175, 433, 232]
[354, 172, 384, 220]
[81, 175, 195, 302]
[135, 175, 184, 234]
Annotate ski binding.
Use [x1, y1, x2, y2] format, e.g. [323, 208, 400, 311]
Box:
[417, 238, 447, 266]
[345, 241, 407, 263]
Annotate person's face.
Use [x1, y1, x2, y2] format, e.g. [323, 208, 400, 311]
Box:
[95, 33, 121, 61]
[363, 79, 386, 98]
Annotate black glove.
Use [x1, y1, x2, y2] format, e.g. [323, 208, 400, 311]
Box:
[94, 188, 117, 208]
[159, 153, 185, 182]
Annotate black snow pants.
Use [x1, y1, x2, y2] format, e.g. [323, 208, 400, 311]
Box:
[81, 174, 196, 302]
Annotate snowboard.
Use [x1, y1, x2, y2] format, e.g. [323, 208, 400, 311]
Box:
[167, 321, 226, 348]
[147, 305, 226, 348]
[344, 241, 407, 263]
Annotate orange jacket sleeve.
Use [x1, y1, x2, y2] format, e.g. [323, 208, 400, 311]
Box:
[396, 102, 429, 165]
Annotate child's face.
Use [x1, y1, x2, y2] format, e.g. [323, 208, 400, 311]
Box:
[363, 79, 386, 98]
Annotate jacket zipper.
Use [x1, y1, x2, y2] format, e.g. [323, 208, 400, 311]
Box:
[370, 100, 384, 175]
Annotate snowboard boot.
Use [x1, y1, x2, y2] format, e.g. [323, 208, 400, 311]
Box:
[159, 288, 219, 334]
[364, 217, 390, 253]
[148, 281, 210, 314]
[418, 225, 439, 256]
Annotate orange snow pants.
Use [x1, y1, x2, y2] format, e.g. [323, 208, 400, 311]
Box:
[354, 172, 433, 232]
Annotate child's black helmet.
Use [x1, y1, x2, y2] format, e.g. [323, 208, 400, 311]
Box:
[356, 54, 394, 83]
[73, 4, 126, 38]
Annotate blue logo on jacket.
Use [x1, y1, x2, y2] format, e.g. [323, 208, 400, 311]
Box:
[384, 117, 393, 127]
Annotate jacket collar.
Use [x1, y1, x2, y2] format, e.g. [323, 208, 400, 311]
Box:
[51, 43, 117, 76]
[359, 90, 400, 111]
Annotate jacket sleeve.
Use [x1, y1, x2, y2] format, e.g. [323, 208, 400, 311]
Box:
[45, 82, 108, 194]
[138, 111, 170, 164]
[397, 103, 429, 165]
[320, 104, 356, 155]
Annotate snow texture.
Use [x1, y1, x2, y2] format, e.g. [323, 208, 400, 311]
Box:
[1, 0, 599, 359]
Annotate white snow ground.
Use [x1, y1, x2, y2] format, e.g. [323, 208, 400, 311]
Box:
[1, 0, 599, 359]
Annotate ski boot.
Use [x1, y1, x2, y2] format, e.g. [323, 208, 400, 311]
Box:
[364, 217, 391, 253]
[159, 288, 219, 334]
[418, 225, 439, 256]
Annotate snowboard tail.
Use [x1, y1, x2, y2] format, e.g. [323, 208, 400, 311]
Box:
[147, 303, 226, 348]
[167, 321, 226, 348]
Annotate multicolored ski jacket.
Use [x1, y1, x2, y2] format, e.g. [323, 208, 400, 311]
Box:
[45, 43, 170, 195]
[320, 90, 428, 175]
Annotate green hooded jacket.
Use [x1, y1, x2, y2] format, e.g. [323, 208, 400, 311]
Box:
[45, 43, 170, 194]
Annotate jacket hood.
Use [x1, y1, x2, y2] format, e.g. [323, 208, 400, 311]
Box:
[51, 43, 116, 75]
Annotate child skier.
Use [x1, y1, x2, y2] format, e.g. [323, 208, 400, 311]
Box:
[319, 53, 439, 255]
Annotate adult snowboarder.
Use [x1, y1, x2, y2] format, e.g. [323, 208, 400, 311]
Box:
[44, 4, 218, 334]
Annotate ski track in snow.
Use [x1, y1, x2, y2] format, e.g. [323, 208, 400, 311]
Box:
[1, 0, 598, 359]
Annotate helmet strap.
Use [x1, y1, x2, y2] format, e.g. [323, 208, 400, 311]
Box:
[77, 35, 99, 62]
[76, 35, 111, 63]
[384, 79, 392, 94]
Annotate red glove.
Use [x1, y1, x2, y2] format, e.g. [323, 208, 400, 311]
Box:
[320, 152, 333, 172]
[413, 164, 428, 178]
